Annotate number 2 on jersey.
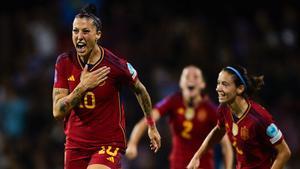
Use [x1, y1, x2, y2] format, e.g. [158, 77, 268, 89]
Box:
[181, 120, 193, 139]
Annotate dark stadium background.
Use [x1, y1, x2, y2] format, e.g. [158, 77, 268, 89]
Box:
[0, 0, 299, 168]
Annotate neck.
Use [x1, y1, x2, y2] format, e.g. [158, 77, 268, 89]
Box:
[229, 97, 248, 118]
[80, 45, 101, 65]
[184, 94, 202, 108]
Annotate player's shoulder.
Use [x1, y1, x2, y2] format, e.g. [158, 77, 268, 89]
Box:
[249, 100, 273, 121]
[103, 47, 127, 63]
[166, 91, 182, 101]
[157, 91, 181, 104]
[216, 103, 228, 115]
[55, 50, 76, 64]
[202, 94, 217, 107]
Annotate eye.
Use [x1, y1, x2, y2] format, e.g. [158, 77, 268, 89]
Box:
[72, 29, 79, 34]
[83, 29, 90, 34]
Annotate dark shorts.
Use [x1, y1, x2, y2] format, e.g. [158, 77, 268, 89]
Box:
[65, 145, 122, 169]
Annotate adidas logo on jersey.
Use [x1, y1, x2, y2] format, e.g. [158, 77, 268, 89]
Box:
[106, 156, 114, 163]
[68, 75, 75, 81]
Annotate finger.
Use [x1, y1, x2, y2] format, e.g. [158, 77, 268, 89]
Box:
[95, 67, 110, 78]
[150, 139, 159, 153]
[83, 64, 88, 72]
[97, 75, 108, 83]
[93, 66, 109, 74]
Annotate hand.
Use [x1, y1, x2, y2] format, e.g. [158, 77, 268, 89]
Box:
[148, 126, 161, 153]
[80, 65, 110, 90]
[186, 156, 200, 169]
[125, 143, 138, 160]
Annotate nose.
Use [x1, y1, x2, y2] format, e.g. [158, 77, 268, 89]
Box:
[77, 31, 84, 40]
[216, 84, 221, 92]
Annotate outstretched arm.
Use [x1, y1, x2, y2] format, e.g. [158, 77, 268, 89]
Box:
[271, 139, 291, 169]
[126, 109, 161, 159]
[131, 79, 161, 154]
[187, 125, 226, 169]
[220, 134, 233, 169]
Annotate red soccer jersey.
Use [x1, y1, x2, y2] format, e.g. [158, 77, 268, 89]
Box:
[53, 47, 138, 152]
[155, 92, 218, 169]
[217, 100, 284, 169]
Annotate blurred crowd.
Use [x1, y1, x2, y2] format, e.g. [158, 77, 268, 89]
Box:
[0, 0, 299, 168]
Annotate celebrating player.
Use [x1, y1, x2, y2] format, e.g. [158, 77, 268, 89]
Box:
[187, 65, 291, 169]
[52, 4, 161, 169]
[126, 65, 233, 169]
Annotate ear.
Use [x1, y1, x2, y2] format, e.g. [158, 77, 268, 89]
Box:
[200, 81, 206, 90]
[96, 31, 102, 40]
[237, 85, 245, 95]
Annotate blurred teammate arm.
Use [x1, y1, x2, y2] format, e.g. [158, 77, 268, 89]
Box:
[126, 109, 161, 159]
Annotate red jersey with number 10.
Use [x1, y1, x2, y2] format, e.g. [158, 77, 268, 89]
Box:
[53, 47, 138, 152]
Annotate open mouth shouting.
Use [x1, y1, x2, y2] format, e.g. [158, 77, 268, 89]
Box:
[187, 85, 195, 91]
[76, 42, 87, 53]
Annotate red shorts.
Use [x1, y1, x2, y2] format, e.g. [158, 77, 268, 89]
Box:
[64, 145, 122, 169]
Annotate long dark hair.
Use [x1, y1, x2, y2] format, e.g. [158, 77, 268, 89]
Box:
[223, 65, 264, 98]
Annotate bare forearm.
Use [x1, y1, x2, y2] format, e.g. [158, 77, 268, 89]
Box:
[220, 135, 233, 169]
[128, 119, 148, 145]
[136, 92, 152, 117]
[133, 81, 152, 117]
[195, 126, 225, 159]
[53, 84, 87, 119]
[271, 140, 291, 169]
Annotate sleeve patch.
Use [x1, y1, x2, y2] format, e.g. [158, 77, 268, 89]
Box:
[266, 123, 282, 144]
[127, 62, 137, 80]
[54, 69, 58, 83]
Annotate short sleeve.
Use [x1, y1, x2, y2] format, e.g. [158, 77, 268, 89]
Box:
[258, 115, 283, 146]
[119, 60, 138, 86]
[216, 106, 226, 129]
[154, 94, 174, 116]
[53, 54, 68, 89]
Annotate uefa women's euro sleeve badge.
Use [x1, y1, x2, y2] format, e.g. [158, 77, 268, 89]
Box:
[266, 123, 282, 144]
[126, 62, 137, 80]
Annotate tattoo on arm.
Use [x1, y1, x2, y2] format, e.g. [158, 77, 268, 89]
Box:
[53, 86, 86, 118]
[60, 88, 85, 113]
[133, 81, 152, 117]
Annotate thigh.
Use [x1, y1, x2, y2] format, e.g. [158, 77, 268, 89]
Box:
[64, 149, 91, 169]
[88, 145, 122, 169]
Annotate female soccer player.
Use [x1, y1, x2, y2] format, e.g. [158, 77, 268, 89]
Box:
[187, 65, 291, 169]
[52, 4, 161, 169]
[126, 65, 233, 169]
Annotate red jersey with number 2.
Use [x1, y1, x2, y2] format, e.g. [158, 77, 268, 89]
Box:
[155, 92, 218, 169]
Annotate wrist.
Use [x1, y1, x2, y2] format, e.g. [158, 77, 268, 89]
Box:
[145, 116, 155, 128]
[78, 83, 88, 92]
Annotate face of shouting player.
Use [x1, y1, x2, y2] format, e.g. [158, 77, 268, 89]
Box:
[216, 70, 244, 105]
[180, 66, 205, 101]
[72, 17, 101, 58]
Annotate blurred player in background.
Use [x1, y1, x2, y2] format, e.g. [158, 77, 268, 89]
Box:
[187, 65, 291, 169]
[52, 4, 161, 169]
[126, 65, 233, 169]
